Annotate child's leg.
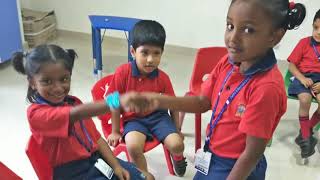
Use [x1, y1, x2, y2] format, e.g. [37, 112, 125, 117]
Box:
[163, 133, 184, 156]
[124, 131, 148, 171]
[297, 93, 312, 139]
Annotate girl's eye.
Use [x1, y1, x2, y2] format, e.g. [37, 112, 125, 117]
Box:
[62, 77, 70, 82]
[41, 79, 52, 85]
[226, 23, 234, 31]
[244, 27, 254, 34]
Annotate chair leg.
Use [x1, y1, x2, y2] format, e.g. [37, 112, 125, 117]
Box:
[162, 145, 175, 175]
[195, 113, 202, 152]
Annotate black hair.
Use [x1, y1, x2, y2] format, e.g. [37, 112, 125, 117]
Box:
[130, 20, 166, 50]
[11, 44, 77, 103]
[231, 0, 306, 30]
[313, 9, 320, 23]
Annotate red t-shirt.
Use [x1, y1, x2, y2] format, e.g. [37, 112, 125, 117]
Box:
[288, 36, 320, 73]
[107, 61, 175, 121]
[201, 52, 287, 158]
[27, 96, 101, 167]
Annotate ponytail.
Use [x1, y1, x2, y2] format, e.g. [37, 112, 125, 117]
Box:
[12, 52, 27, 75]
[65, 49, 77, 70]
[286, 2, 306, 30]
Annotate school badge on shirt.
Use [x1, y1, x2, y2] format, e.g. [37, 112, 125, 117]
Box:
[235, 104, 246, 117]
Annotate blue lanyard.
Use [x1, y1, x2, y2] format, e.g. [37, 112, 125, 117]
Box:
[71, 121, 93, 153]
[204, 67, 252, 152]
[312, 43, 320, 61]
[35, 96, 93, 153]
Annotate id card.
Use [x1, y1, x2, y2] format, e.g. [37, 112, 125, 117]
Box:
[94, 158, 114, 179]
[194, 149, 212, 175]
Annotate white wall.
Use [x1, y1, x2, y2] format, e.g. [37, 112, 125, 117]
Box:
[21, 0, 320, 60]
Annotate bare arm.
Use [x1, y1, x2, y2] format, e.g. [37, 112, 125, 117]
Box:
[288, 62, 305, 81]
[111, 109, 121, 133]
[227, 135, 267, 180]
[288, 62, 313, 88]
[70, 101, 110, 124]
[145, 93, 211, 113]
[97, 138, 130, 180]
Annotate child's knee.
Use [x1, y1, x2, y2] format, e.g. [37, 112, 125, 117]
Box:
[164, 134, 184, 153]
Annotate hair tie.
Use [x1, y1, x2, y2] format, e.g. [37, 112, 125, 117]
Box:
[289, 1, 295, 10]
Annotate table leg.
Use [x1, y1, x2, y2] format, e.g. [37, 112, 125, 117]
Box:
[94, 28, 102, 79]
[91, 26, 97, 78]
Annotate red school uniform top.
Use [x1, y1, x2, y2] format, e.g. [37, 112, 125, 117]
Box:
[107, 60, 175, 121]
[27, 96, 101, 167]
[288, 36, 320, 73]
[201, 49, 287, 159]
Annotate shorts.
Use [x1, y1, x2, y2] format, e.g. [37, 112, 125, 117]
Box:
[123, 110, 177, 142]
[53, 151, 145, 180]
[193, 152, 267, 180]
[288, 73, 320, 97]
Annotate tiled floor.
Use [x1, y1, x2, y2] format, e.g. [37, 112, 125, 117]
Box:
[0, 31, 320, 179]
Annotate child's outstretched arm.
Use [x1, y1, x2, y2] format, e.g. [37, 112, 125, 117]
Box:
[227, 135, 267, 180]
[143, 93, 211, 113]
[288, 62, 313, 88]
[97, 137, 130, 180]
[107, 109, 122, 147]
[69, 92, 145, 124]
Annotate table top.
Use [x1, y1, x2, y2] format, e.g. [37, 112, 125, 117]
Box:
[89, 15, 141, 31]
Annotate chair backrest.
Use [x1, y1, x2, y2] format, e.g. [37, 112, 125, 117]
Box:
[189, 47, 227, 94]
[0, 162, 22, 180]
[91, 74, 122, 137]
[25, 136, 52, 180]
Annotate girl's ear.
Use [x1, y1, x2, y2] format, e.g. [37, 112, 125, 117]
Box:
[270, 28, 286, 47]
[28, 78, 36, 90]
[130, 46, 136, 60]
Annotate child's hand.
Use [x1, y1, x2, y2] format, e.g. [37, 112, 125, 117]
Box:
[311, 82, 320, 95]
[299, 77, 313, 88]
[113, 166, 130, 180]
[120, 92, 158, 114]
[107, 132, 122, 147]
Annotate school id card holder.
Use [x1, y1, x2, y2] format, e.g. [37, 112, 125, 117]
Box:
[95, 158, 114, 179]
[194, 148, 212, 175]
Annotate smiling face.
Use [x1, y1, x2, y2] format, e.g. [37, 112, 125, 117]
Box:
[29, 62, 71, 104]
[224, 0, 281, 64]
[131, 45, 162, 75]
[313, 18, 320, 43]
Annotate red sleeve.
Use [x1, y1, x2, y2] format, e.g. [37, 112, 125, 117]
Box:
[238, 84, 284, 139]
[287, 38, 307, 65]
[162, 73, 175, 96]
[107, 64, 128, 94]
[27, 104, 71, 138]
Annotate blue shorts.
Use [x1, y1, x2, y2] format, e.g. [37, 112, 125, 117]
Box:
[53, 151, 145, 180]
[193, 152, 267, 180]
[123, 110, 177, 142]
[288, 73, 320, 97]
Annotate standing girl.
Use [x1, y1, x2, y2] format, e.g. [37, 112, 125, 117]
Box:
[12, 44, 153, 180]
[288, 9, 320, 159]
[134, 0, 306, 179]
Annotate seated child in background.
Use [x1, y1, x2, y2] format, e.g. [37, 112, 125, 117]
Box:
[288, 9, 320, 159]
[106, 20, 187, 177]
[12, 44, 153, 180]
